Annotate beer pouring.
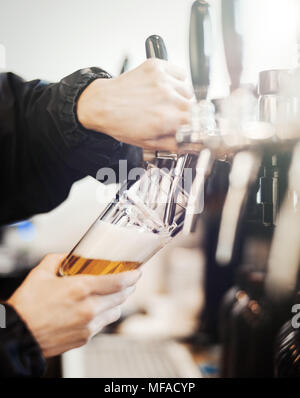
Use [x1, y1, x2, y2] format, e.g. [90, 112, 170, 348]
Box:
[58, 162, 186, 276]
[59, 0, 300, 283]
[59, 24, 221, 276]
[58, 37, 191, 276]
[144, 35, 192, 231]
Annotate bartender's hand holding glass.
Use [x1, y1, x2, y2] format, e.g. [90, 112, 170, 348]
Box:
[77, 59, 193, 152]
[7, 254, 141, 358]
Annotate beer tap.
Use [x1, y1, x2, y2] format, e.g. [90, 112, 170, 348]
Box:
[144, 35, 191, 229]
[145, 34, 168, 60]
[265, 142, 300, 301]
[214, 73, 279, 266]
[183, 148, 212, 234]
[144, 35, 179, 166]
[256, 70, 287, 227]
[215, 150, 261, 265]
[144, 29, 214, 232]
[182, 0, 215, 234]
[178, 0, 216, 143]
[255, 67, 300, 227]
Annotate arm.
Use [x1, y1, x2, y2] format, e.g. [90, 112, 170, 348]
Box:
[0, 60, 192, 225]
[0, 68, 143, 225]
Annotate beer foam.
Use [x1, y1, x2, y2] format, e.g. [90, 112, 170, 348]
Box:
[74, 220, 170, 263]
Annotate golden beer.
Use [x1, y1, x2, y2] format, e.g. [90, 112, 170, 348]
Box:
[60, 255, 141, 276]
[58, 220, 170, 277]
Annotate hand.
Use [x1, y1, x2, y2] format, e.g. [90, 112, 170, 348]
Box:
[7, 254, 141, 358]
[77, 59, 193, 152]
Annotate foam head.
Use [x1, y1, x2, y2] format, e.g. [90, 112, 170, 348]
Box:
[74, 220, 170, 263]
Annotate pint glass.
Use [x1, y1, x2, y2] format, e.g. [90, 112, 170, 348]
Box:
[59, 164, 188, 276]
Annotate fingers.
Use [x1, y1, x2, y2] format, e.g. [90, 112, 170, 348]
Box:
[144, 58, 187, 81]
[167, 75, 194, 100]
[171, 94, 193, 113]
[70, 269, 142, 297]
[164, 62, 187, 82]
[87, 286, 136, 315]
[145, 136, 178, 153]
[88, 306, 122, 337]
[90, 270, 141, 295]
[146, 59, 192, 98]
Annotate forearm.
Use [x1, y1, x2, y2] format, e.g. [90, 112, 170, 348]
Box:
[0, 69, 142, 225]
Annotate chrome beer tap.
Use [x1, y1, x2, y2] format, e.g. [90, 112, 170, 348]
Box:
[215, 150, 261, 265]
[265, 142, 300, 301]
[144, 35, 179, 166]
[144, 35, 190, 229]
[257, 70, 288, 227]
[144, 30, 214, 232]
[182, 0, 215, 233]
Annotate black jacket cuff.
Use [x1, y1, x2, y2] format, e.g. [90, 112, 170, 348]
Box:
[0, 303, 46, 377]
[50, 66, 112, 148]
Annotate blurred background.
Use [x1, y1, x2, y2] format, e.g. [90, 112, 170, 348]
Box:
[1, 0, 300, 378]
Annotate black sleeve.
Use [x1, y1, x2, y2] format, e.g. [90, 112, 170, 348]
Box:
[0, 303, 46, 377]
[0, 68, 143, 226]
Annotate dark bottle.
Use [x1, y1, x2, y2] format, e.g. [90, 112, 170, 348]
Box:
[228, 270, 274, 378]
[220, 268, 271, 377]
[186, 160, 233, 347]
[219, 267, 250, 378]
[275, 318, 300, 377]
[220, 266, 291, 378]
[219, 227, 272, 378]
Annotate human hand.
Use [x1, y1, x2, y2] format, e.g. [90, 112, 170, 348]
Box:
[77, 59, 193, 152]
[7, 254, 141, 357]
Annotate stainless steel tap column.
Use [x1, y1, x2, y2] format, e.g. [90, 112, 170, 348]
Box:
[182, 0, 214, 233]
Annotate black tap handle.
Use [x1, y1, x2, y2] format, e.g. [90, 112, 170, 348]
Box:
[144, 35, 170, 160]
[189, 0, 212, 101]
[145, 35, 168, 60]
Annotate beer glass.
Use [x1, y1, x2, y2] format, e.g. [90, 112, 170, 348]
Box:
[59, 164, 188, 276]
